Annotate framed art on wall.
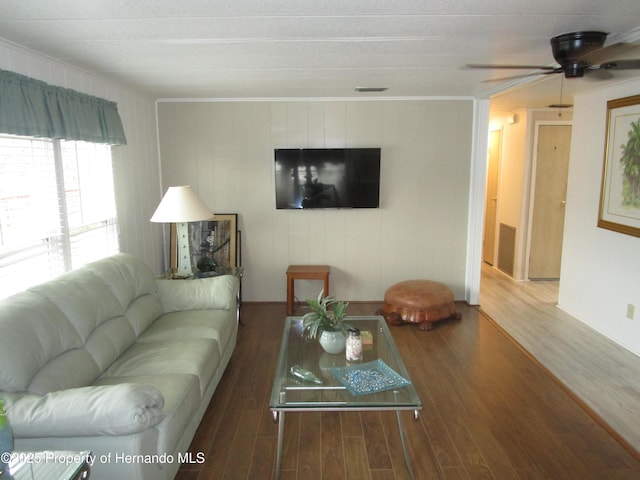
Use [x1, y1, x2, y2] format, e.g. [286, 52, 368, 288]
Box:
[598, 94, 640, 238]
[170, 213, 239, 271]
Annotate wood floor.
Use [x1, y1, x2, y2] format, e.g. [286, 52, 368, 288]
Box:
[478, 263, 640, 457]
[176, 294, 640, 479]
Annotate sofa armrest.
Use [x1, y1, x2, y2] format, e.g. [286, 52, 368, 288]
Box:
[156, 275, 239, 313]
[4, 383, 165, 437]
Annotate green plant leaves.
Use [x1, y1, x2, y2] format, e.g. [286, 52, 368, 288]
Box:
[302, 289, 349, 339]
[620, 119, 640, 208]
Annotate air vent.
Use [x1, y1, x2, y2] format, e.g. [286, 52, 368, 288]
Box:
[498, 223, 516, 277]
[355, 87, 388, 93]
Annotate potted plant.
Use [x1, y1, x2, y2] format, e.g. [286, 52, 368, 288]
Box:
[302, 290, 349, 354]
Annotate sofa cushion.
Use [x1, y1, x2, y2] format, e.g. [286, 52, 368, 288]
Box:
[28, 269, 124, 341]
[29, 349, 101, 395]
[102, 339, 220, 397]
[156, 275, 238, 313]
[83, 253, 160, 313]
[5, 383, 164, 437]
[85, 254, 163, 336]
[84, 315, 137, 372]
[138, 310, 236, 358]
[0, 291, 84, 392]
[94, 374, 201, 456]
[125, 293, 165, 337]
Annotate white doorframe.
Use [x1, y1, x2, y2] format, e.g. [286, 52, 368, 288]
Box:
[465, 99, 490, 305]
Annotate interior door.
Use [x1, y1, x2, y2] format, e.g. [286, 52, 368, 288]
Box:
[529, 124, 571, 279]
[483, 129, 501, 265]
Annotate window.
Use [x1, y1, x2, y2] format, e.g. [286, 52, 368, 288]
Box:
[0, 134, 119, 299]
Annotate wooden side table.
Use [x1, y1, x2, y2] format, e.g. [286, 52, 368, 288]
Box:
[286, 265, 330, 315]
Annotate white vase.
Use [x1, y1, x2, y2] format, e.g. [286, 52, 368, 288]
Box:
[319, 330, 346, 354]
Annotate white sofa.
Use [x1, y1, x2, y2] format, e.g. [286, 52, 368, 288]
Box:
[0, 253, 240, 480]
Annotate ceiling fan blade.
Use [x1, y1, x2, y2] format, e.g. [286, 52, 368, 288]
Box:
[466, 63, 557, 70]
[583, 67, 614, 80]
[600, 59, 640, 70]
[480, 70, 560, 83]
[580, 42, 640, 64]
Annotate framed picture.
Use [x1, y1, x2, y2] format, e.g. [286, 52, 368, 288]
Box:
[170, 213, 239, 271]
[598, 94, 640, 238]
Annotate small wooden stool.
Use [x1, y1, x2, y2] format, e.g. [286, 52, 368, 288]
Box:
[286, 265, 330, 315]
[380, 280, 459, 330]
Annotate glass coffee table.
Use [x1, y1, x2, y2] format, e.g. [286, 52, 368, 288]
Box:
[7, 451, 91, 479]
[270, 316, 422, 479]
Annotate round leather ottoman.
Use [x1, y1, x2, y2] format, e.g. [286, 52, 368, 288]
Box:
[380, 280, 459, 330]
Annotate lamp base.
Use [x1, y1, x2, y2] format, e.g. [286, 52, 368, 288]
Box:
[176, 222, 194, 276]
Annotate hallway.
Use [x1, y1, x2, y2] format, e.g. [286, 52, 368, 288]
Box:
[479, 263, 640, 460]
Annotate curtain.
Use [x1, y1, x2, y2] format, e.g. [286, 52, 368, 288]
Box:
[0, 69, 127, 145]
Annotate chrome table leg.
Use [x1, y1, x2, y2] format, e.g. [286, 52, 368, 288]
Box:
[395, 409, 418, 480]
[273, 410, 285, 479]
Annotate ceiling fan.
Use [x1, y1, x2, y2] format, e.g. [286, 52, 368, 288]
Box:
[468, 31, 640, 81]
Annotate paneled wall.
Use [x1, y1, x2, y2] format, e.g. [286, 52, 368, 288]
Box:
[158, 100, 473, 302]
[0, 40, 164, 273]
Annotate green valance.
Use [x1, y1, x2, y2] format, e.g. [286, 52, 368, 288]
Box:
[0, 69, 127, 145]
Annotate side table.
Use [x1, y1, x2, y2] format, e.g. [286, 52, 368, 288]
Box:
[286, 265, 330, 315]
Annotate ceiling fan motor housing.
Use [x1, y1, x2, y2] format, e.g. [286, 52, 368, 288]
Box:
[551, 31, 608, 77]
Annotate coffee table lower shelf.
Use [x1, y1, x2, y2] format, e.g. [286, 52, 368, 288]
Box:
[271, 393, 420, 480]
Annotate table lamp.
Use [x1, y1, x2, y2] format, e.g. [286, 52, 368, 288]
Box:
[150, 185, 213, 276]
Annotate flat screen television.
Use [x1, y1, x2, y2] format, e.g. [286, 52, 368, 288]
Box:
[274, 148, 381, 209]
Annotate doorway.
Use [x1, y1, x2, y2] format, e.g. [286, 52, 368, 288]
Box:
[527, 123, 572, 280]
[483, 129, 502, 266]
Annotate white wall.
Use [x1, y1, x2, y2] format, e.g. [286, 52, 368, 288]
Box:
[158, 100, 474, 303]
[496, 110, 528, 278]
[559, 78, 640, 356]
[0, 40, 164, 273]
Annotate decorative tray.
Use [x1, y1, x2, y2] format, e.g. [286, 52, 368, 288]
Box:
[329, 359, 411, 396]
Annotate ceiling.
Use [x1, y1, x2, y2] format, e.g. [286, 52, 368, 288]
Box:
[1, 1, 640, 115]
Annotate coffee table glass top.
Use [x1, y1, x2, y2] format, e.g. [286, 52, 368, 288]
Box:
[270, 316, 422, 411]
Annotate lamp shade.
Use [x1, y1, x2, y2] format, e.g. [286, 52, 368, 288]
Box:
[150, 185, 213, 223]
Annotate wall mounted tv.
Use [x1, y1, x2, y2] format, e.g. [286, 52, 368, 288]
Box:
[274, 148, 381, 209]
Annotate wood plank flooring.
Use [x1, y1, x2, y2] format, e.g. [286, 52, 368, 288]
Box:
[479, 263, 640, 458]
[176, 297, 640, 479]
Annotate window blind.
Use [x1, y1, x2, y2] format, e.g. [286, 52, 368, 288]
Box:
[60, 140, 120, 267]
[0, 136, 65, 294]
[0, 135, 119, 299]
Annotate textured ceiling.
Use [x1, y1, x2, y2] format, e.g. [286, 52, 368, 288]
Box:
[1, 0, 640, 114]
